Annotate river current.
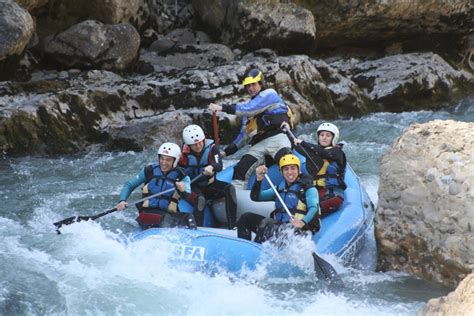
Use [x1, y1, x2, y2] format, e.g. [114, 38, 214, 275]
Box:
[1, 96, 472, 315]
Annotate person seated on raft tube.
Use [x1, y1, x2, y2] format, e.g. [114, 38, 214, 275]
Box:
[178, 124, 237, 228]
[284, 122, 347, 216]
[115, 142, 197, 230]
[208, 68, 292, 189]
[237, 154, 321, 243]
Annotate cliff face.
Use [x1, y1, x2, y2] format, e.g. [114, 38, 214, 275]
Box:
[375, 120, 474, 287]
[292, 0, 473, 51]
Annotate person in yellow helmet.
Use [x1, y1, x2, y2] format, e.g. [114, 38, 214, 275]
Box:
[209, 68, 292, 189]
[236, 154, 320, 243]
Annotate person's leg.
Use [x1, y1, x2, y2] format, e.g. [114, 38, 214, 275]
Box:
[255, 217, 280, 243]
[202, 180, 237, 228]
[237, 212, 265, 240]
[232, 154, 259, 189]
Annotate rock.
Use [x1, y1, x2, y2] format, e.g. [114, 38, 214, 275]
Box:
[40, 20, 140, 71]
[33, 0, 141, 38]
[293, 0, 473, 51]
[375, 120, 474, 287]
[329, 53, 474, 111]
[140, 43, 235, 70]
[15, 0, 49, 11]
[0, 55, 373, 156]
[0, 0, 35, 79]
[193, 0, 316, 55]
[419, 273, 474, 315]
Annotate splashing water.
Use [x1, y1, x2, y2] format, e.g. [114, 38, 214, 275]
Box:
[2, 97, 472, 315]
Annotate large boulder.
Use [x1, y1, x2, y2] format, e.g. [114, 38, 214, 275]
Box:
[40, 20, 140, 71]
[293, 0, 473, 50]
[0, 0, 35, 79]
[193, 0, 316, 55]
[419, 273, 474, 315]
[32, 0, 141, 38]
[329, 53, 474, 112]
[375, 120, 474, 287]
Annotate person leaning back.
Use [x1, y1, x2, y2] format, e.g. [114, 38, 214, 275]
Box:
[208, 68, 292, 189]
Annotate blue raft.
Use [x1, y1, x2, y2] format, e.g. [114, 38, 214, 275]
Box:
[131, 154, 374, 278]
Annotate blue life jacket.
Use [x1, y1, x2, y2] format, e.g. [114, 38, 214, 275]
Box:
[182, 139, 215, 186]
[273, 179, 308, 223]
[139, 164, 181, 213]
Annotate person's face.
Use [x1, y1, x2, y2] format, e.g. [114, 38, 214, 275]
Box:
[282, 165, 299, 184]
[245, 82, 261, 97]
[190, 140, 204, 153]
[159, 155, 175, 173]
[318, 131, 334, 147]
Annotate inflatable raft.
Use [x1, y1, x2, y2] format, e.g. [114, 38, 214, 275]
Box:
[130, 152, 375, 278]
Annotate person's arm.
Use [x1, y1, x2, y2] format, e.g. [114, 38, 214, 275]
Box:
[302, 187, 319, 224]
[300, 141, 345, 163]
[208, 144, 223, 173]
[250, 180, 276, 201]
[116, 168, 147, 210]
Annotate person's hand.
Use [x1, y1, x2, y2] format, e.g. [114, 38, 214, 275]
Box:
[175, 181, 186, 192]
[203, 165, 214, 176]
[280, 122, 290, 132]
[115, 201, 128, 211]
[255, 165, 268, 181]
[209, 103, 222, 112]
[291, 218, 305, 229]
[294, 138, 303, 145]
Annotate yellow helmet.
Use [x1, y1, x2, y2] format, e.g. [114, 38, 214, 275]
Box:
[279, 154, 300, 173]
[242, 69, 263, 86]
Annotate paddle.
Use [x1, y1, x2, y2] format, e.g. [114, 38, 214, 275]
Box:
[54, 174, 205, 234]
[281, 124, 322, 173]
[264, 173, 342, 284]
[212, 110, 220, 145]
[53, 187, 176, 233]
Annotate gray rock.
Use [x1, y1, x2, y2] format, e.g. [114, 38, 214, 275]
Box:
[330, 53, 474, 111]
[0, 0, 34, 60]
[41, 20, 140, 71]
[376, 120, 474, 287]
[193, 0, 316, 54]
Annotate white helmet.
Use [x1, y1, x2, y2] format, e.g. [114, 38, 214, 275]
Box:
[182, 124, 205, 145]
[158, 142, 181, 168]
[317, 122, 339, 146]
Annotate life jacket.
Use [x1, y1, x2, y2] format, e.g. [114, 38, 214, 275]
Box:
[249, 89, 291, 144]
[180, 139, 215, 186]
[272, 179, 308, 223]
[138, 164, 181, 213]
[313, 154, 346, 196]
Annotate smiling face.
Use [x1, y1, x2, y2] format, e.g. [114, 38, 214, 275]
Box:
[245, 82, 262, 97]
[159, 155, 175, 174]
[190, 140, 204, 153]
[318, 131, 334, 147]
[282, 165, 299, 184]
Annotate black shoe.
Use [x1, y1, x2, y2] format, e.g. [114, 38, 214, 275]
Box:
[196, 195, 206, 212]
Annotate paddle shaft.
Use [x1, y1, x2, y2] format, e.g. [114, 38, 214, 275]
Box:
[54, 174, 204, 230]
[264, 171, 341, 283]
[263, 173, 294, 220]
[281, 125, 321, 173]
[212, 111, 220, 145]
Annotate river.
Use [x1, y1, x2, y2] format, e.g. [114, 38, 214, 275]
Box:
[1, 96, 472, 315]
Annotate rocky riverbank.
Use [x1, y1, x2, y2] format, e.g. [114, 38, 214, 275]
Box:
[1, 0, 473, 156]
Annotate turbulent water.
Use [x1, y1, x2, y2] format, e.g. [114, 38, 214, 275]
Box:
[1, 96, 473, 315]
